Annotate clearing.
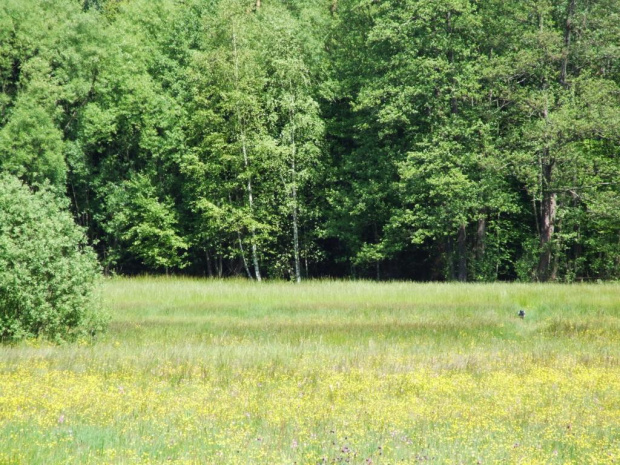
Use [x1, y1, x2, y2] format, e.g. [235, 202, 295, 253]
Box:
[1, 278, 619, 464]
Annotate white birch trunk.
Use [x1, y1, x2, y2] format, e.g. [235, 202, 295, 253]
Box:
[232, 28, 262, 281]
[289, 91, 301, 283]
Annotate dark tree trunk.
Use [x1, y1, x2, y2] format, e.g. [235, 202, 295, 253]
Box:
[216, 253, 223, 278]
[475, 217, 486, 261]
[457, 224, 467, 282]
[537, 162, 557, 281]
[446, 236, 455, 281]
[474, 217, 486, 279]
[551, 233, 560, 281]
[205, 250, 214, 278]
[374, 222, 380, 281]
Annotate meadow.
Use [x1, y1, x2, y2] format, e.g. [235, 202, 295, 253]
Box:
[1, 278, 620, 464]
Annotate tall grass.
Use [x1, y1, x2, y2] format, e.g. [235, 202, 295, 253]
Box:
[1, 278, 619, 464]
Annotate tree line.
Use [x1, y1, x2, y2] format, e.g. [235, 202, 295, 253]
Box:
[1, 0, 619, 281]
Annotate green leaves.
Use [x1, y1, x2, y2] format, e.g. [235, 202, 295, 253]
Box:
[1, 0, 618, 281]
[0, 98, 65, 185]
[103, 174, 187, 271]
[0, 173, 104, 341]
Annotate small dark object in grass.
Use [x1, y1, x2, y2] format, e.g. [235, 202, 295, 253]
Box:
[518, 310, 526, 319]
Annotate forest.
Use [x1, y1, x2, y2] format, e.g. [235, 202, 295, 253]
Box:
[1, 0, 619, 282]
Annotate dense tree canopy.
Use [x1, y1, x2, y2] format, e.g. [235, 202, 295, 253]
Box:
[1, 0, 619, 281]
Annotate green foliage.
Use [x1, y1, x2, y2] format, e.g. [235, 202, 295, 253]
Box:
[1, 0, 619, 281]
[102, 174, 187, 271]
[0, 174, 105, 341]
[0, 97, 65, 185]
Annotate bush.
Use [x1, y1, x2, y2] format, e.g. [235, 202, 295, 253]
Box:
[0, 174, 106, 342]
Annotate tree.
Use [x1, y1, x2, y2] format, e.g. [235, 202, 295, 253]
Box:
[186, 0, 272, 280]
[486, 0, 620, 280]
[101, 174, 188, 273]
[2, 0, 619, 282]
[262, 4, 325, 282]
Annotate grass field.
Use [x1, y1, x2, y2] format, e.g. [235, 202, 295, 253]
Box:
[1, 278, 620, 464]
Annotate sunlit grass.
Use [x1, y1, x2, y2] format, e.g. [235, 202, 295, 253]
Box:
[1, 278, 620, 464]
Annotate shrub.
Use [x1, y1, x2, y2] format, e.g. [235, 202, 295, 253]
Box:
[0, 174, 105, 342]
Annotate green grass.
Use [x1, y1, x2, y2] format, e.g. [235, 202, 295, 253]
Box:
[1, 278, 620, 464]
